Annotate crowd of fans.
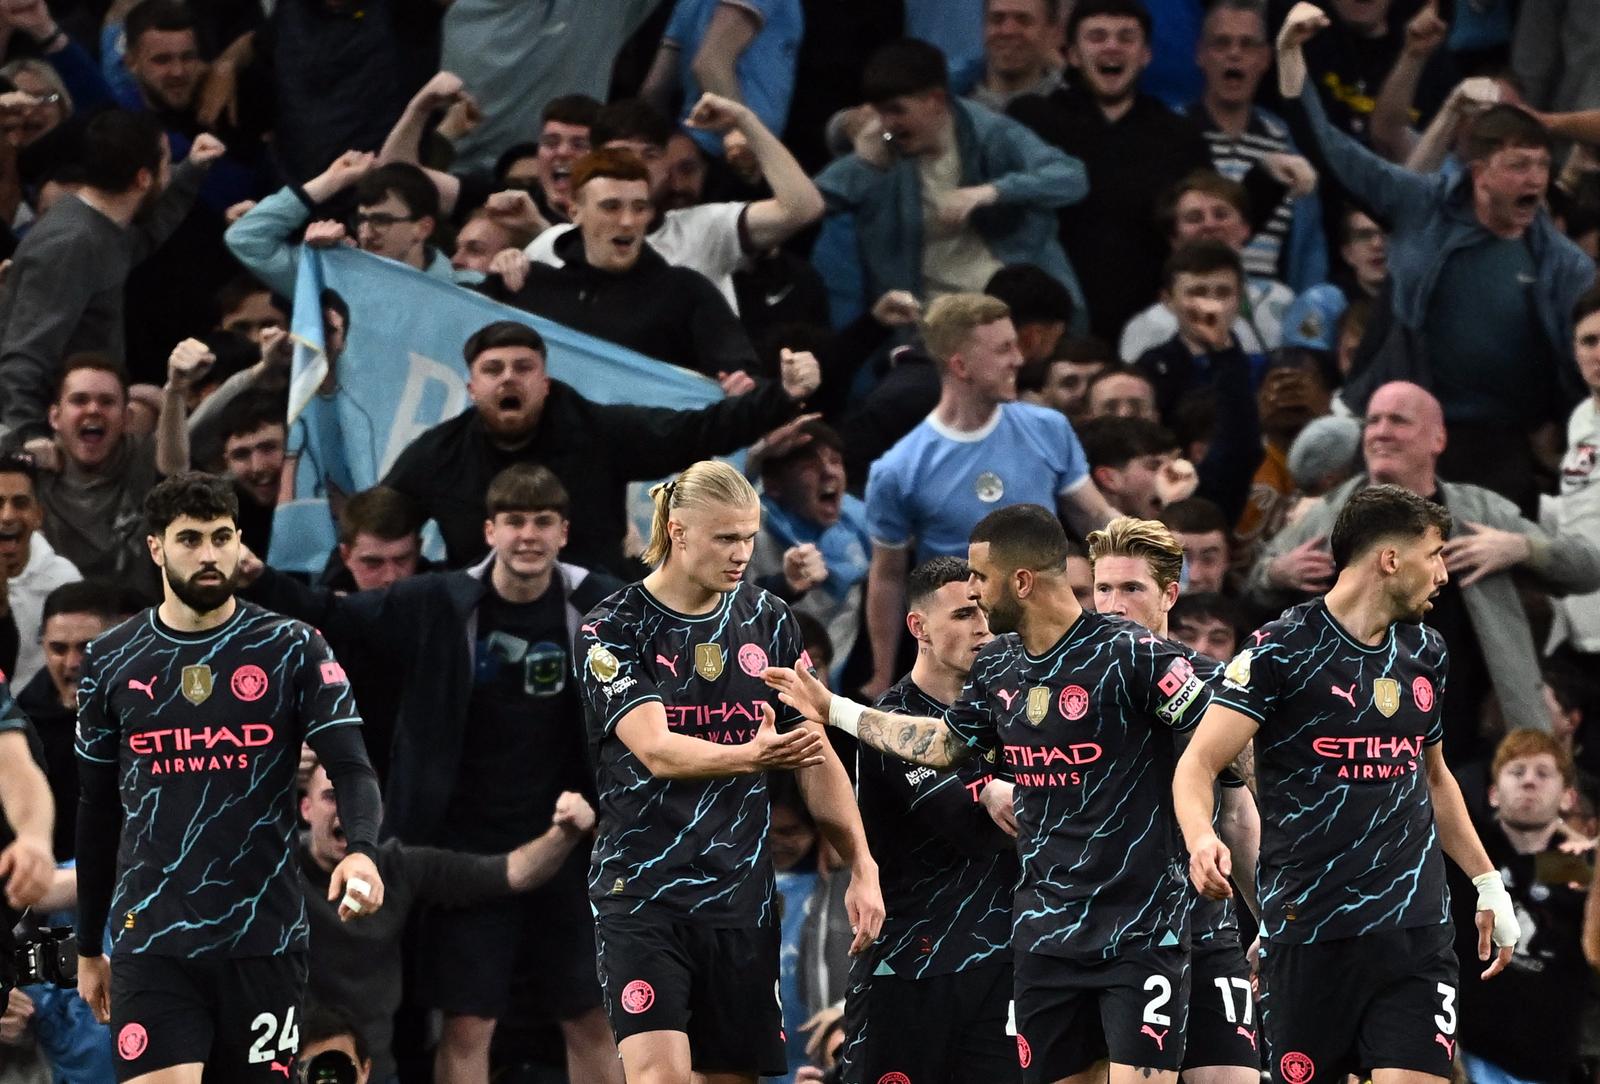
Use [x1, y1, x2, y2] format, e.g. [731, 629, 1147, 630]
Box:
[0, 0, 1591, 1079]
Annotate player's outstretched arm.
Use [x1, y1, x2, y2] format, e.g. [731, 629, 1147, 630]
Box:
[796, 740, 885, 955]
[1218, 783, 1261, 920]
[306, 724, 386, 920]
[1174, 703, 1260, 900]
[616, 700, 825, 780]
[1424, 744, 1518, 979]
[763, 665, 973, 770]
[0, 731, 53, 909]
[73, 755, 119, 1024]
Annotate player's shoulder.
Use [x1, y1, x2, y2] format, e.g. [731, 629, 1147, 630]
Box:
[581, 581, 648, 632]
[86, 608, 154, 655]
[727, 580, 793, 622]
[234, 600, 319, 645]
[1240, 599, 1323, 653]
[877, 674, 945, 717]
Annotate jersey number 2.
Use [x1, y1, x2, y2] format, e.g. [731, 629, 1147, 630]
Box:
[249, 1007, 299, 1064]
[1143, 976, 1172, 1027]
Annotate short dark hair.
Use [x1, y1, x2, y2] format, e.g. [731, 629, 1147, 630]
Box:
[125, 0, 196, 49]
[571, 147, 650, 194]
[463, 321, 544, 367]
[338, 486, 422, 546]
[984, 264, 1076, 328]
[760, 420, 844, 478]
[486, 463, 569, 517]
[1067, 0, 1152, 43]
[299, 1002, 370, 1068]
[144, 472, 239, 536]
[1076, 415, 1176, 471]
[42, 580, 131, 625]
[988, 0, 1063, 18]
[493, 142, 542, 183]
[1169, 591, 1245, 638]
[1159, 170, 1250, 239]
[80, 110, 165, 192]
[591, 99, 674, 151]
[1462, 105, 1551, 163]
[1329, 484, 1452, 569]
[1161, 239, 1245, 291]
[55, 353, 129, 402]
[795, 611, 834, 673]
[543, 93, 602, 130]
[0, 453, 37, 491]
[970, 503, 1070, 573]
[1574, 284, 1600, 326]
[1084, 363, 1154, 403]
[1159, 496, 1227, 535]
[1052, 335, 1115, 365]
[216, 391, 286, 445]
[354, 162, 439, 222]
[861, 39, 948, 104]
[214, 274, 276, 319]
[907, 555, 971, 610]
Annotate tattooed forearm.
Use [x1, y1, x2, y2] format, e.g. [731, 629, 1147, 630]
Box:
[857, 710, 971, 769]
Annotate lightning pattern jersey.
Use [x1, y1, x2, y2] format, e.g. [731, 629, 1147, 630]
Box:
[578, 582, 805, 928]
[945, 612, 1214, 960]
[75, 603, 362, 957]
[1213, 599, 1450, 944]
[1183, 648, 1247, 944]
[857, 676, 1017, 979]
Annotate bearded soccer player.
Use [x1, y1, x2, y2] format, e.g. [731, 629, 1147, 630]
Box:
[769, 503, 1217, 1084]
[840, 555, 1019, 1084]
[74, 472, 385, 1084]
[1088, 517, 1262, 1084]
[1173, 485, 1519, 1084]
[575, 460, 882, 1084]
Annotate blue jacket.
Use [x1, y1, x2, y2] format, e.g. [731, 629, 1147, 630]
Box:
[814, 98, 1088, 324]
[1293, 88, 1595, 406]
[225, 186, 462, 301]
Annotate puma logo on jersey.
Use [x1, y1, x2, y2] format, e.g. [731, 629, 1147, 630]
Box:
[270, 1061, 291, 1077]
[1435, 1035, 1455, 1059]
[1237, 1027, 1257, 1050]
[1141, 1025, 1168, 1050]
[1251, 629, 1269, 645]
[656, 654, 679, 677]
[995, 688, 1018, 709]
[127, 676, 157, 700]
[1330, 683, 1357, 708]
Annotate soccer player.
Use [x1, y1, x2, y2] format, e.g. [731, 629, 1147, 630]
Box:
[74, 472, 385, 1084]
[769, 502, 1218, 1084]
[1173, 484, 1520, 1084]
[575, 460, 883, 1084]
[840, 555, 1019, 1084]
[1088, 517, 1262, 1084]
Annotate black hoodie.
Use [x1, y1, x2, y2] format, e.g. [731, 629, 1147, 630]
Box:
[491, 227, 763, 379]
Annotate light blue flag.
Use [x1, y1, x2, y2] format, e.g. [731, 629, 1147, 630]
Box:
[268, 247, 725, 573]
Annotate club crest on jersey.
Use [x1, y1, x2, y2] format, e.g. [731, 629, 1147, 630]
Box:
[587, 645, 620, 682]
[1224, 649, 1251, 688]
[181, 665, 213, 705]
[1025, 685, 1051, 725]
[1373, 678, 1400, 718]
[695, 643, 725, 681]
[1059, 684, 1089, 720]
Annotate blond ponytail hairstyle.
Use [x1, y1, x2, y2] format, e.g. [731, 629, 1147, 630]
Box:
[642, 460, 761, 568]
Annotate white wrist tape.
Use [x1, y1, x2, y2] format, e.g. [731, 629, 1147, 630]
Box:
[342, 876, 372, 914]
[1472, 871, 1520, 948]
[828, 696, 867, 737]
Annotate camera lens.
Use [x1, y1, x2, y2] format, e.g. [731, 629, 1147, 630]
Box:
[303, 1050, 357, 1084]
